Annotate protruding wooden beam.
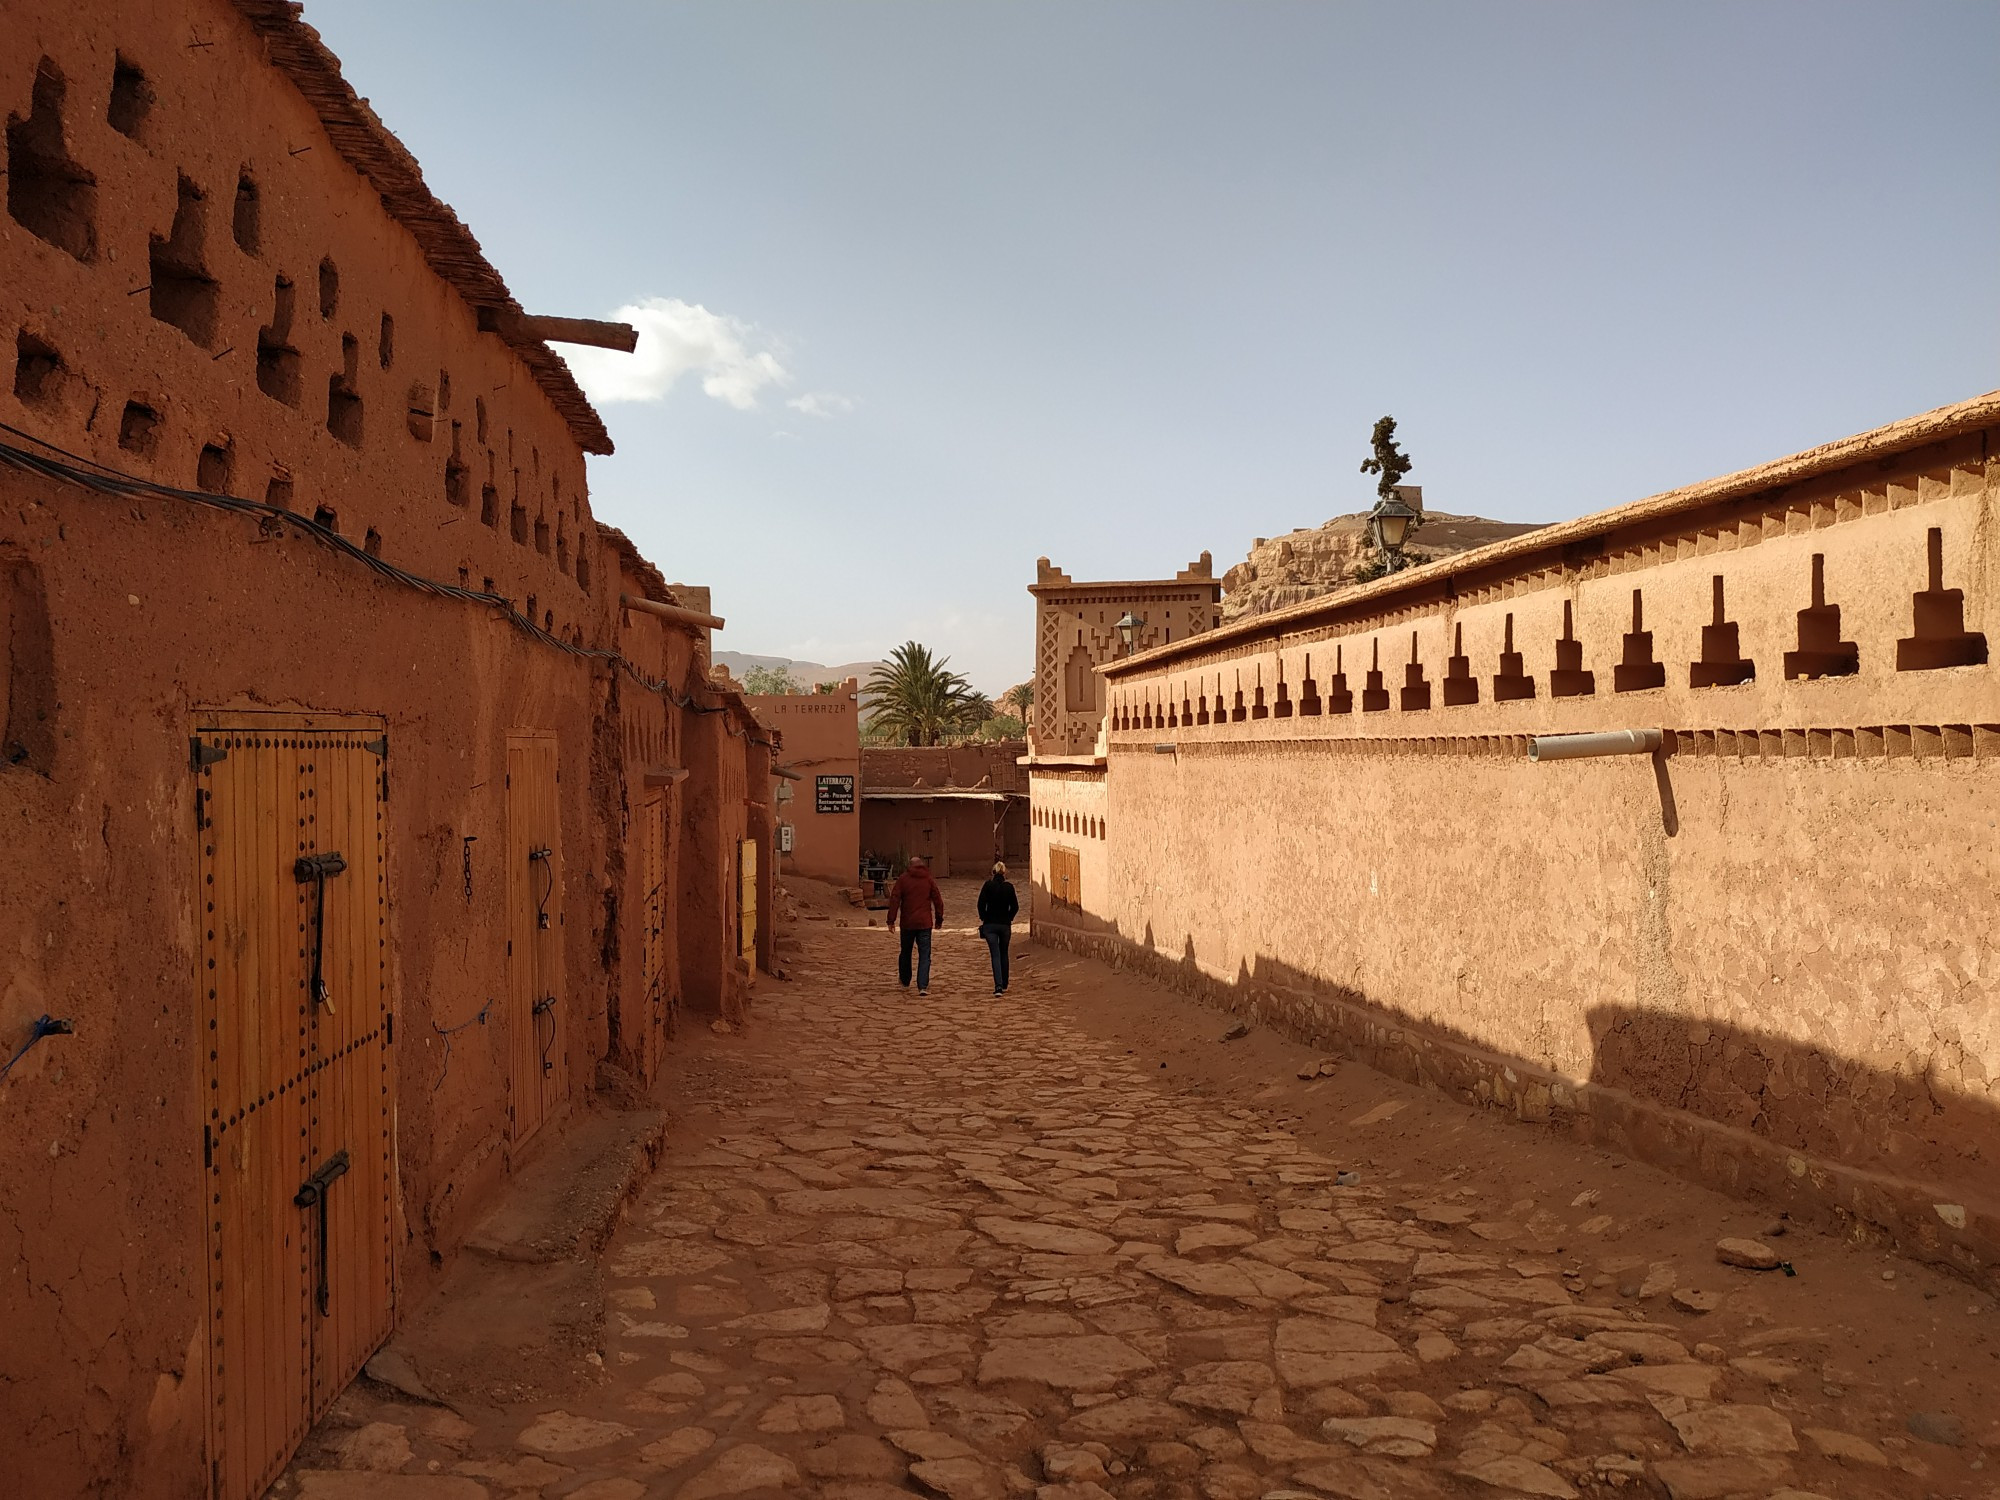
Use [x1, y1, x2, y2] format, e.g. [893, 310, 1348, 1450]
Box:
[518, 315, 639, 352]
[621, 592, 725, 632]
[478, 306, 639, 352]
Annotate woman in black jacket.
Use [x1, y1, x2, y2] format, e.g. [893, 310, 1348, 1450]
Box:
[976, 862, 1020, 996]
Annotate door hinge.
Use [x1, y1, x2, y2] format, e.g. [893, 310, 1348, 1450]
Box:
[385, 1012, 394, 1044]
[203, 1124, 213, 1170]
[194, 785, 210, 832]
[190, 738, 228, 770]
[361, 734, 388, 758]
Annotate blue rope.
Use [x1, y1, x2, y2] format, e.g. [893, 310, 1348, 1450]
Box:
[0, 1015, 71, 1085]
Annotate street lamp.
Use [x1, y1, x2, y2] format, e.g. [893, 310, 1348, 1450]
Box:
[1114, 611, 1145, 657]
[1367, 488, 1422, 574]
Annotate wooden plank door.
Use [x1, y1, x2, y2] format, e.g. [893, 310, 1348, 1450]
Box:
[301, 732, 396, 1411]
[196, 722, 394, 1500]
[639, 790, 669, 1068]
[505, 734, 565, 1144]
[738, 836, 758, 969]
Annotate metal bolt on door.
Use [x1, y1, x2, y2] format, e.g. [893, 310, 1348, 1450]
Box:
[506, 733, 566, 1144]
[195, 722, 395, 1500]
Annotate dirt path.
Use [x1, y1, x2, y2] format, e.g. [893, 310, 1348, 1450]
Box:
[278, 923, 1997, 1500]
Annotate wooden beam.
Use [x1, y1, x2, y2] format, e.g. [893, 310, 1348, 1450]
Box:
[620, 592, 725, 632]
[478, 306, 639, 352]
[518, 315, 639, 352]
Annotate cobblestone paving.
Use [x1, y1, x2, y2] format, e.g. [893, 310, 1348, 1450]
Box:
[290, 928, 1975, 1500]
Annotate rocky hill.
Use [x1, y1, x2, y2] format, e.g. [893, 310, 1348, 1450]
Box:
[1221, 510, 1545, 622]
[713, 652, 883, 692]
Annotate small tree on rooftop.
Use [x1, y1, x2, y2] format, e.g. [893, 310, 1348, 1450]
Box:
[743, 663, 802, 695]
[865, 642, 988, 746]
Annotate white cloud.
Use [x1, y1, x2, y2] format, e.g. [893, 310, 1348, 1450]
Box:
[566, 297, 789, 409]
[786, 391, 856, 418]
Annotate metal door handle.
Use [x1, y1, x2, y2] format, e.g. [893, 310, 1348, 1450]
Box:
[295, 851, 348, 1012]
[295, 1149, 351, 1315]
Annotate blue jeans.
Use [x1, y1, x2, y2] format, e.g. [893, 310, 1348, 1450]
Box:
[898, 927, 932, 990]
[981, 924, 1011, 991]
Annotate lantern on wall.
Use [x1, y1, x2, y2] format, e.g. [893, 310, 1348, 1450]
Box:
[1114, 611, 1145, 656]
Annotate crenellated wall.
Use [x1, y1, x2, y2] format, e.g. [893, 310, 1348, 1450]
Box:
[1028, 554, 1222, 756]
[1056, 392, 2000, 1290]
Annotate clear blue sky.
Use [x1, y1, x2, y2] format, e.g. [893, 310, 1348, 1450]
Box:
[310, 1, 1998, 693]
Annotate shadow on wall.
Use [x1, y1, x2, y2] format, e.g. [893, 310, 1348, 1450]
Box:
[1031, 893, 1998, 1292]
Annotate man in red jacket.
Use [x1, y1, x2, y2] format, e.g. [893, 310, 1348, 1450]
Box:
[885, 853, 945, 995]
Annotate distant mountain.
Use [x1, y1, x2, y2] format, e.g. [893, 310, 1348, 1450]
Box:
[713, 652, 883, 692]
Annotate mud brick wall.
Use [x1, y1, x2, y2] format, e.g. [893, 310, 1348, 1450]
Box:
[1067, 397, 2000, 1291]
[863, 739, 1030, 793]
[752, 687, 861, 883]
[0, 3, 662, 1494]
[1027, 766, 1110, 929]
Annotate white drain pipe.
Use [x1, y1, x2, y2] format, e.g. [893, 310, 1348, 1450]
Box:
[1528, 728, 1663, 762]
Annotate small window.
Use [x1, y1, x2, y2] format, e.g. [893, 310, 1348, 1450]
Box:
[12, 332, 62, 406]
[107, 55, 152, 139]
[150, 176, 219, 347]
[196, 441, 234, 495]
[118, 399, 160, 455]
[378, 312, 394, 369]
[9, 60, 99, 263]
[231, 170, 260, 254]
[317, 256, 339, 318]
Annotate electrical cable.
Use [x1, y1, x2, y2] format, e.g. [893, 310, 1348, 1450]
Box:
[429, 997, 492, 1094]
[0, 422, 774, 746]
[0, 1015, 73, 1084]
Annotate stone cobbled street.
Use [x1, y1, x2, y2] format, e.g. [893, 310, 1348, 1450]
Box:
[283, 924, 1987, 1500]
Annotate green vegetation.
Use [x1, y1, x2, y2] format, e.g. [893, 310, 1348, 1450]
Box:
[742, 663, 803, 695]
[864, 642, 991, 746]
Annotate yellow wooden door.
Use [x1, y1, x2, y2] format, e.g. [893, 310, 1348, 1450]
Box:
[506, 735, 565, 1143]
[738, 836, 758, 970]
[195, 721, 395, 1500]
[302, 733, 396, 1411]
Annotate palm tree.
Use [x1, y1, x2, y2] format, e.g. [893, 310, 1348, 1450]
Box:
[865, 642, 988, 746]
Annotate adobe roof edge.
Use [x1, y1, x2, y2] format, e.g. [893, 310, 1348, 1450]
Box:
[1105, 388, 2000, 679]
[232, 1, 615, 456]
[595, 523, 673, 605]
[1029, 577, 1224, 596]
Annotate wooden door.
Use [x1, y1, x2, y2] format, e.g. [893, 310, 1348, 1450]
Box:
[738, 836, 758, 970]
[505, 734, 565, 1144]
[195, 721, 394, 1500]
[639, 790, 670, 1067]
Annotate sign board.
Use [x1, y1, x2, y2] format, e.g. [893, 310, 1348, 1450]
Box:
[814, 774, 855, 814]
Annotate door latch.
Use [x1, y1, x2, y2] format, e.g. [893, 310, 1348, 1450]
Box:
[295, 852, 348, 1011]
[294, 1148, 351, 1316]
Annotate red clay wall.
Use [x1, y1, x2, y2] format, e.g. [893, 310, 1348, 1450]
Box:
[862, 739, 1030, 792]
[1026, 768, 1109, 928]
[750, 687, 860, 884]
[861, 797, 1022, 878]
[1068, 404, 2000, 1290]
[0, 4, 684, 1493]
